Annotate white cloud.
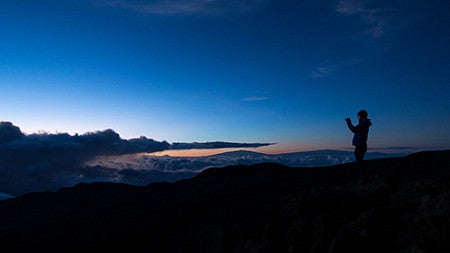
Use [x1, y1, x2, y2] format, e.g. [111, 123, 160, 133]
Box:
[336, 0, 365, 15]
[243, 96, 269, 101]
[95, 0, 270, 16]
[336, 0, 386, 38]
[311, 56, 364, 78]
[312, 65, 335, 78]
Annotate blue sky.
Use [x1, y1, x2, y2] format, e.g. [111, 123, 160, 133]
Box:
[1, 0, 449, 154]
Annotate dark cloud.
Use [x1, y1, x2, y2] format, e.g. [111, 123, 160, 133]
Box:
[0, 127, 170, 174]
[170, 141, 274, 150]
[0, 122, 24, 144]
[0, 122, 272, 196]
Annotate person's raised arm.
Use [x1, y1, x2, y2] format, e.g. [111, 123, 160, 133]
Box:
[345, 118, 359, 133]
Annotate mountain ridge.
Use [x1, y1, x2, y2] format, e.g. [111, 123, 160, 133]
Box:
[0, 150, 449, 252]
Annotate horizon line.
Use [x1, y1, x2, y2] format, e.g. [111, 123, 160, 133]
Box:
[147, 146, 443, 157]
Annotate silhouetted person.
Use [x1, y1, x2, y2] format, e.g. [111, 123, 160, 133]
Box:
[346, 110, 372, 169]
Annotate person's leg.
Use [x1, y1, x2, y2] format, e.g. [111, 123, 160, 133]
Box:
[354, 146, 365, 163]
[355, 145, 368, 179]
[355, 144, 367, 160]
[354, 148, 360, 162]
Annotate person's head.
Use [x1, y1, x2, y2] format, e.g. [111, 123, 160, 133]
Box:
[357, 110, 368, 119]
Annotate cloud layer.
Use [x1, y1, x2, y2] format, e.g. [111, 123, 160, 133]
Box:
[95, 0, 270, 16]
[0, 121, 271, 196]
[170, 141, 273, 150]
[83, 149, 406, 193]
[336, 0, 386, 38]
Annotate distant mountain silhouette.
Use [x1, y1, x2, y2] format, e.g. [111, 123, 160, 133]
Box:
[82, 149, 406, 187]
[0, 150, 449, 252]
[206, 149, 405, 167]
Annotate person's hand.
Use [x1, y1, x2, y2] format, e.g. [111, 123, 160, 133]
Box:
[345, 118, 351, 122]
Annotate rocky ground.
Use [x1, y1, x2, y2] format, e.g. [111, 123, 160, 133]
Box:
[0, 150, 449, 252]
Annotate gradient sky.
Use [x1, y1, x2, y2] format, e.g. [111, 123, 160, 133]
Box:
[1, 0, 449, 155]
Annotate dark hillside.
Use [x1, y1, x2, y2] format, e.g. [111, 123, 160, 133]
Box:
[0, 150, 449, 252]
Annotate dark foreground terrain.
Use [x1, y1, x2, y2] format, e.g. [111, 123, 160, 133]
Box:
[0, 150, 449, 252]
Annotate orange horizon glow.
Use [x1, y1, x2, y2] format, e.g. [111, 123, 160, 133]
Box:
[149, 143, 346, 157]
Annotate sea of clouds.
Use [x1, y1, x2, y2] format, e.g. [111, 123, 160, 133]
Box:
[0, 121, 270, 198]
[0, 121, 407, 200]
